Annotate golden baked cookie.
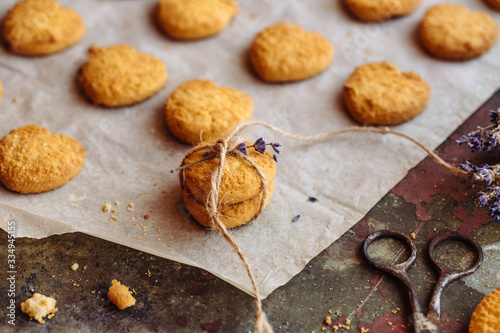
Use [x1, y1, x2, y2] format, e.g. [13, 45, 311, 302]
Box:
[486, 0, 500, 10]
[182, 142, 276, 205]
[419, 3, 499, 60]
[249, 22, 334, 82]
[343, 0, 422, 21]
[166, 80, 253, 144]
[469, 285, 500, 333]
[180, 141, 277, 228]
[157, 0, 238, 40]
[79, 44, 168, 107]
[108, 280, 136, 310]
[0, 124, 85, 193]
[3, 0, 85, 56]
[343, 62, 430, 125]
[183, 181, 274, 228]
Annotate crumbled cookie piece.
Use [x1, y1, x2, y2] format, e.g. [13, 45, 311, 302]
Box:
[108, 279, 136, 310]
[21, 293, 58, 324]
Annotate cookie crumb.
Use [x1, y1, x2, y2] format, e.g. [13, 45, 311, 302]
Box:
[108, 280, 136, 310]
[102, 203, 110, 212]
[410, 232, 416, 239]
[71, 263, 79, 271]
[127, 202, 134, 211]
[324, 316, 332, 325]
[21, 293, 58, 324]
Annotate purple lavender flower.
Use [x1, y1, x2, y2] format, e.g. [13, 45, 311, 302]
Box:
[457, 108, 500, 153]
[457, 107, 500, 220]
[489, 201, 500, 220]
[308, 197, 318, 202]
[273, 154, 278, 162]
[292, 214, 301, 222]
[203, 151, 210, 158]
[477, 192, 489, 206]
[271, 143, 281, 154]
[489, 108, 500, 125]
[254, 138, 266, 154]
[237, 142, 247, 155]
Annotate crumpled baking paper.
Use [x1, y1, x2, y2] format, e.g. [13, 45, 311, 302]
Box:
[0, 0, 499, 298]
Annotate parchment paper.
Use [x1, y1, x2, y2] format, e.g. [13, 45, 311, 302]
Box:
[0, 0, 499, 298]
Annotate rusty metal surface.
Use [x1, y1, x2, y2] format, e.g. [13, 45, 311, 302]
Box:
[1, 91, 500, 332]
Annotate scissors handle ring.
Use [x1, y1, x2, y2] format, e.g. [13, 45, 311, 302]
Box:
[427, 232, 483, 277]
[362, 230, 417, 276]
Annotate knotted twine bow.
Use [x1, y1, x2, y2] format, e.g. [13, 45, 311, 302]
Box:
[175, 120, 466, 333]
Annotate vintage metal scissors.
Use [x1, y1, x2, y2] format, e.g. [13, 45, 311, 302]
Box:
[362, 230, 483, 333]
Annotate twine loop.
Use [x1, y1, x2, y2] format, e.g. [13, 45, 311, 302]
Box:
[175, 120, 466, 333]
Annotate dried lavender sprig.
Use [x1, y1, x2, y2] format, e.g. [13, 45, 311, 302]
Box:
[475, 187, 500, 220]
[172, 137, 281, 173]
[459, 161, 500, 185]
[456, 108, 500, 153]
[240, 138, 281, 156]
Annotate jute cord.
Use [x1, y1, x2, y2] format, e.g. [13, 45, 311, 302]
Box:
[177, 120, 466, 333]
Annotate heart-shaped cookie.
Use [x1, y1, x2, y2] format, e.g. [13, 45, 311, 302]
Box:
[0, 124, 86, 193]
[3, 0, 85, 56]
[343, 62, 430, 125]
[343, 0, 422, 22]
[250, 22, 334, 82]
[157, 0, 238, 40]
[79, 44, 168, 107]
[166, 80, 253, 144]
[420, 3, 499, 60]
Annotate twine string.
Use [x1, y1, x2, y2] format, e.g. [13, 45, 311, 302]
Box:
[177, 120, 466, 333]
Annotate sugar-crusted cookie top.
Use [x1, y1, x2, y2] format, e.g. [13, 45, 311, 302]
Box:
[0, 124, 85, 193]
[250, 22, 334, 82]
[3, 0, 85, 55]
[157, 0, 238, 40]
[420, 3, 499, 60]
[166, 80, 253, 144]
[182, 142, 276, 205]
[343, 62, 430, 125]
[469, 286, 500, 333]
[79, 44, 168, 107]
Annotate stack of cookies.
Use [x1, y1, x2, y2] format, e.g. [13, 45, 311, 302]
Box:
[180, 142, 276, 228]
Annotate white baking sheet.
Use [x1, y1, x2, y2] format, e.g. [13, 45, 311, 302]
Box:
[0, 0, 499, 298]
